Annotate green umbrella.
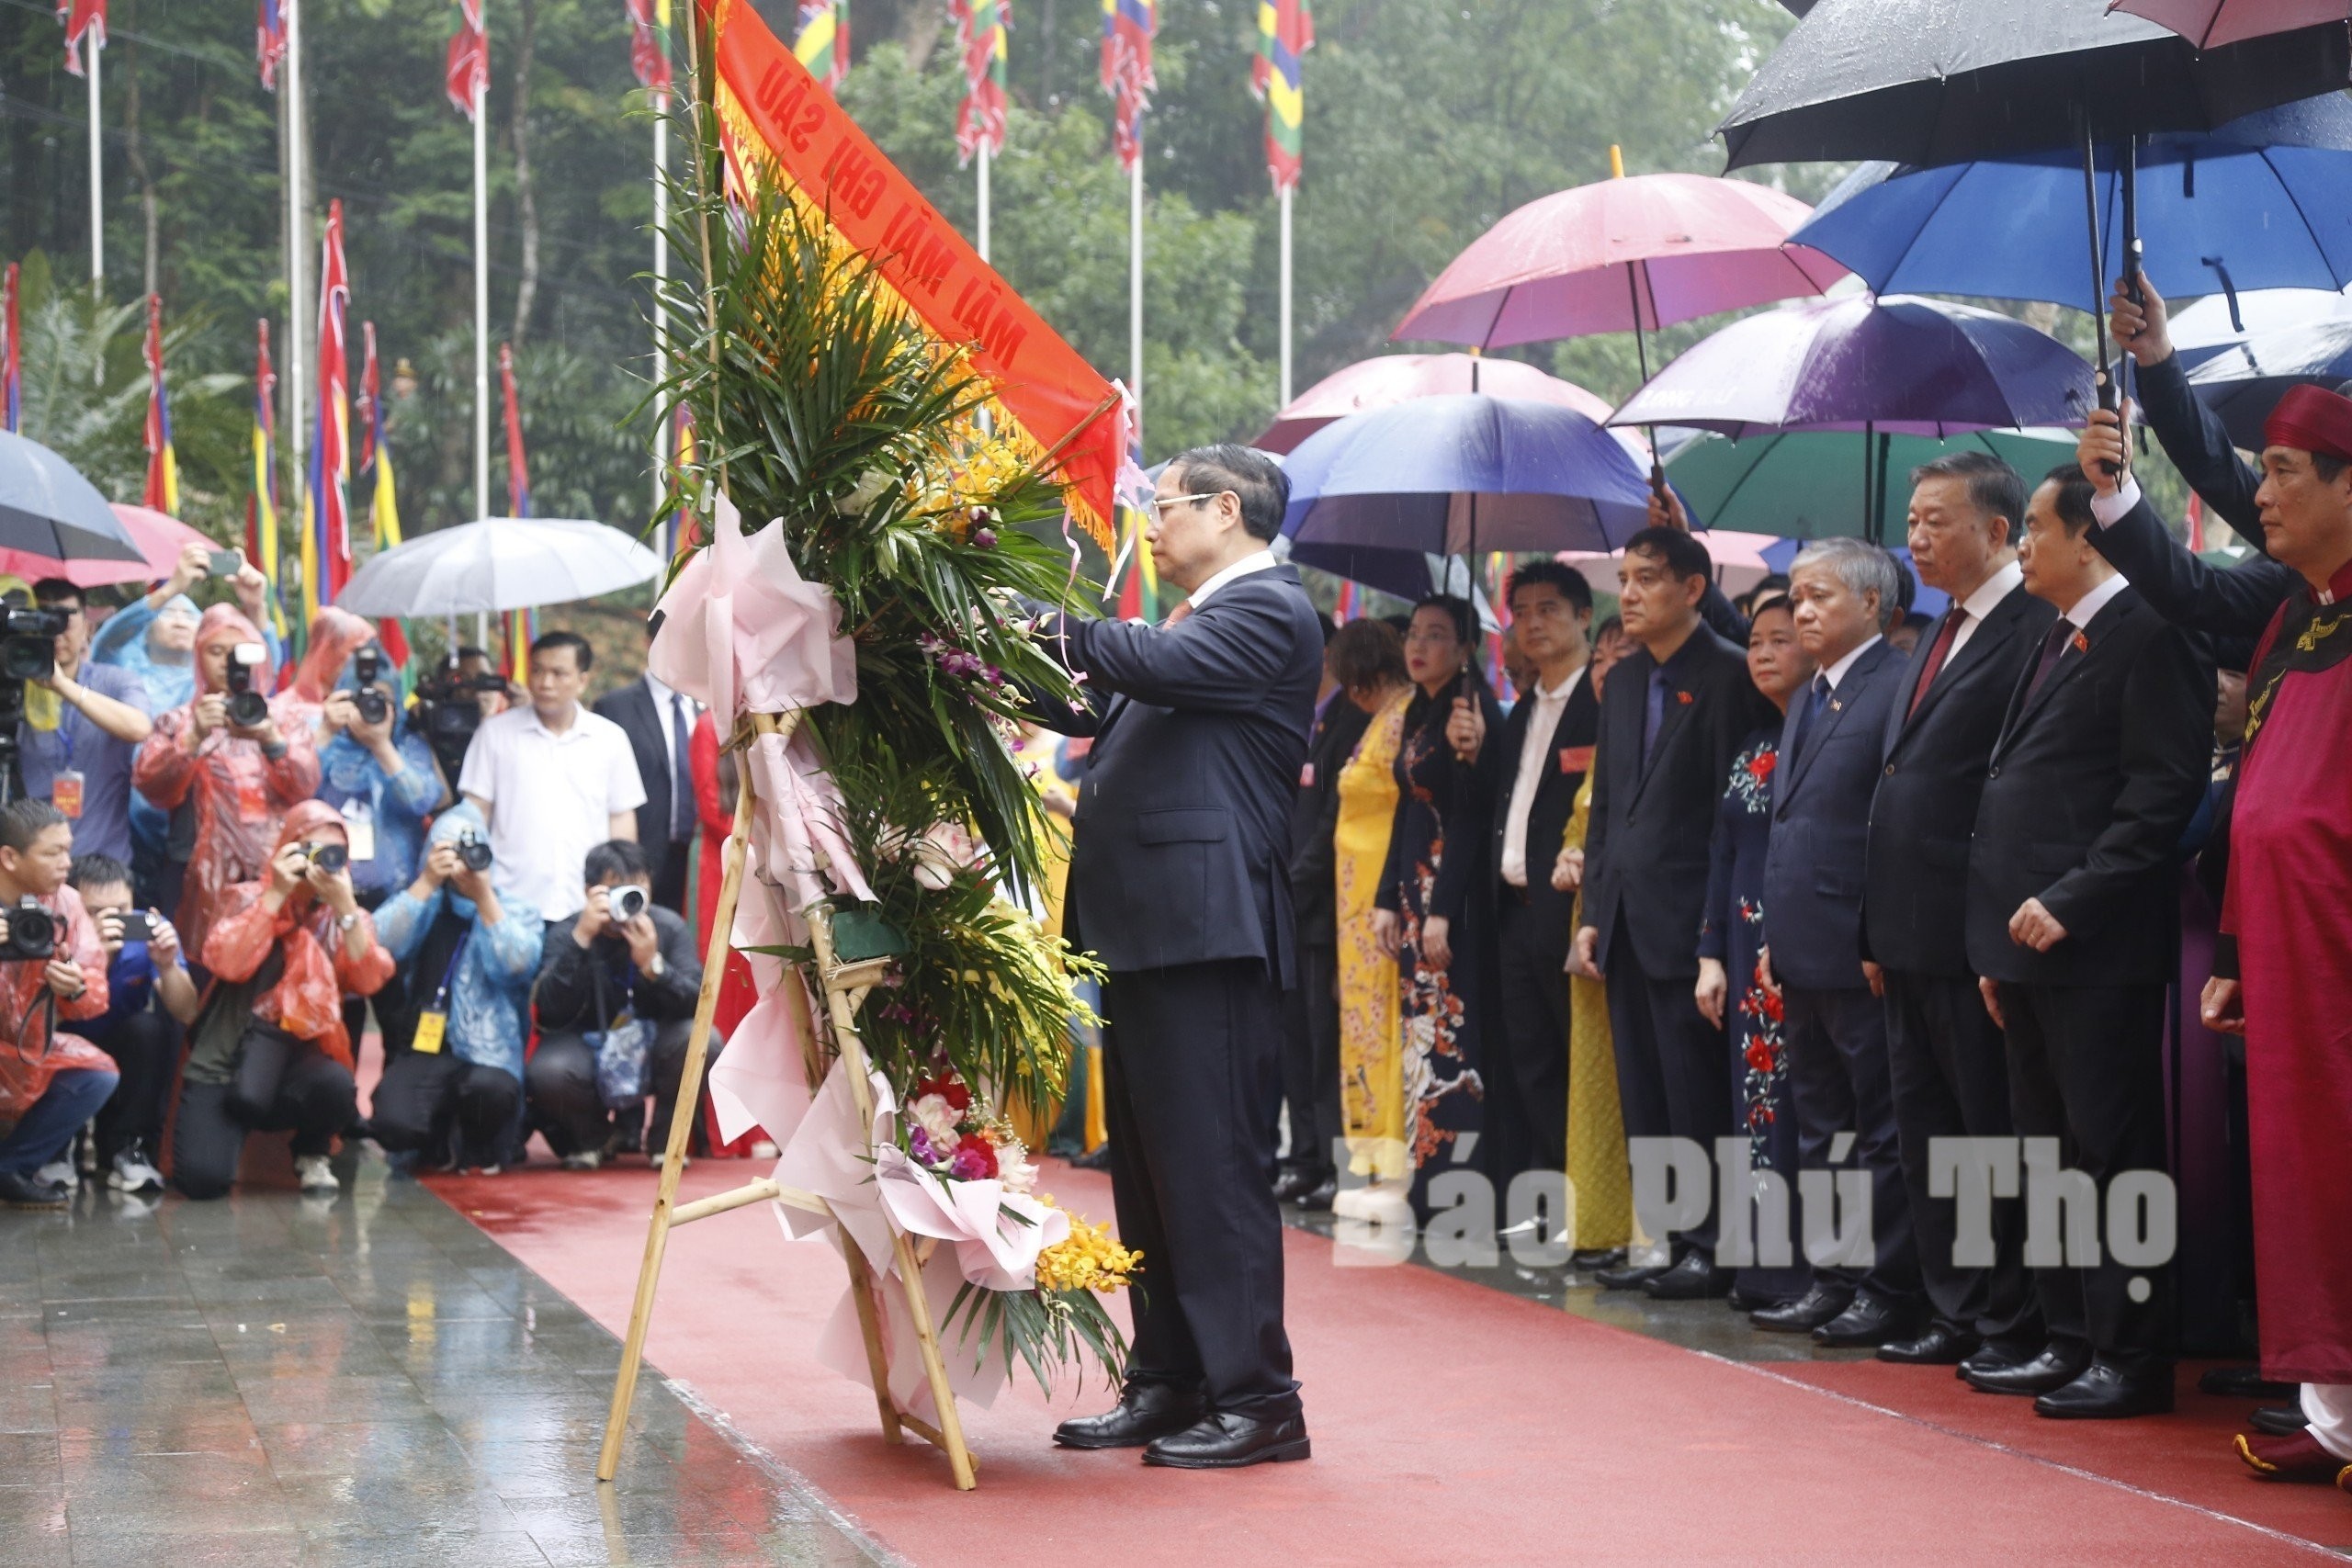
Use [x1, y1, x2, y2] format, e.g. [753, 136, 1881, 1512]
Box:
[1666, 428, 2081, 540]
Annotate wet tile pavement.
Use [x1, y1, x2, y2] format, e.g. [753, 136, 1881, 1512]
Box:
[0, 1168, 899, 1568]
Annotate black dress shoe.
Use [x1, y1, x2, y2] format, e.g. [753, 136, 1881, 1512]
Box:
[1595, 1260, 1667, 1291]
[2034, 1359, 2175, 1419]
[1749, 1284, 1852, 1334]
[1964, 1345, 2089, 1396]
[1143, 1411, 1311, 1469]
[1271, 1168, 1328, 1204]
[1054, 1383, 1207, 1450]
[1571, 1247, 1627, 1272]
[1296, 1176, 1337, 1212]
[1725, 1283, 1782, 1314]
[1813, 1293, 1916, 1349]
[1878, 1324, 1981, 1365]
[1956, 1337, 2043, 1381]
[2249, 1404, 2312, 1437]
[2199, 1364, 2300, 1401]
[0, 1168, 67, 1209]
[1644, 1253, 1735, 1300]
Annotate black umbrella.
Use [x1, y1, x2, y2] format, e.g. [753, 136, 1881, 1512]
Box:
[0, 431, 146, 566]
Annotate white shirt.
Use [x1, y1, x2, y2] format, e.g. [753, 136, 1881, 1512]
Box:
[2055, 570, 2132, 632]
[641, 670, 700, 835]
[1499, 664, 1586, 887]
[1944, 559, 2023, 661]
[1815, 633, 1883, 693]
[2089, 476, 2143, 531]
[1180, 548, 1280, 613]
[458, 702, 649, 920]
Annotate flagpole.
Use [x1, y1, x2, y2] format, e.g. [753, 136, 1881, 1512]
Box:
[86, 40, 103, 292]
[474, 68, 491, 523]
[977, 141, 990, 264]
[286, 0, 305, 470]
[1277, 184, 1293, 408]
[651, 91, 669, 526]
[1129, 137, 1143, 450]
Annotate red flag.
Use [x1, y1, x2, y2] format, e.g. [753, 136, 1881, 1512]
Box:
[309, 198, 354, 618]
[952, 1, 1010, 165]
[446, 0, 488, 118]
[59, 0, 105, 76]
[500, 344, 532, 518]
[1100, 0, 1153, 172]
[257, 0, 287, 90]
[626, 0, 672, 93]
[141, 295, 179, 515]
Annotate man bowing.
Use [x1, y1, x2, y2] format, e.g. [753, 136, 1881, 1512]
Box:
[1023, 446, 1323, 1469]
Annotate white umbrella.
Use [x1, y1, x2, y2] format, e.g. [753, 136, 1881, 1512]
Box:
[334, 517, 662, 616]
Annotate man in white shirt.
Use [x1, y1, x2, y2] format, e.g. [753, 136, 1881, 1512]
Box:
[594, 631, 704, 914]
[458, 631, 646, 927]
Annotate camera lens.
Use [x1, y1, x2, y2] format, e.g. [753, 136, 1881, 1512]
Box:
[612, 886, 649, 922]
[0, 637, 54, 682]
[355, 689, 390, 726]
[458, 835, 493, 872]
[309, 843, 349, 874]
[228, 691, 271, 728]
[6, 897, 56, 962]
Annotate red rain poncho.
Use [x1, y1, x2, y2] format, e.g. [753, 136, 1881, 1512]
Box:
[132, 604, 321, 961]
[281, 607, 379, 740]
[0, 884, 114, 1128]
[198, 800, 394, 1072]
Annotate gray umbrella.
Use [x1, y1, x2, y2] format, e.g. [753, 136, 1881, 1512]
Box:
[0, 430, 147, 565]
[334, 516, 662, 616]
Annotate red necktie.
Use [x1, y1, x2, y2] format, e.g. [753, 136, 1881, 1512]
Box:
[1906, 607, 1967, 720]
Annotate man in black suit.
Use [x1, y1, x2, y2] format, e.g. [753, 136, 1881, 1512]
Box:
[1444, 561, 1597, 1198]
[1964, 464, 2211, 1419]
[1753, 539, 1922, 1347]
[593, 639, 701, 914]
[1573, 527, 1775, 1299]
[1025, 444, 1323, 1469]
[1863, 452, 2056, 1374]
[1273, 616, 1368, 1210]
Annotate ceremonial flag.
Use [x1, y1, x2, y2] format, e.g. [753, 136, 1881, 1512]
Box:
[499, 343, 531, 519]
[1100, 0, 1152, 171]
[1251, 0, 1312, 193]
[356, 322, 411, 666]
[952, 0, 1009, 166]
[627, 0, 672, 93]
[257, 0, 286, 90]
[247, 320, 287, 638]
[141, 295, 180, 517]
[1332, 579, 1355, 623]
[792, 1, 847, 92]
[303, 198, 353, 628]
[3, 264, 19, 434]
[447, 0, 488, 118]
[58, 0, 105, 76]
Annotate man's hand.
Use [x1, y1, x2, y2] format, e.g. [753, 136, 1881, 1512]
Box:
[231, 710, 281, 747]
[1420, 914, 1453, 972]
[319, 692, 358, 739]
[1567, 924, 1600, 980]
[1444, 695, 1485, 764]
[420, 840, 459, 890]
[1695, 957, 1728, 1029]
[1645, 486, 1691, 533]
[267, 839, 310, 899]
[162, 540, 209, 603]
[2007, 897, 2068, 953]
[146, 913, 182, 968]
[307, 855, 359, 919]
[573, 886, 613, 948]
[350, 692, 397, 755]
[231, 551, 270, 623]
[191, 692, 229, 741]
[43, 956, 86, 999]
[1370, 907, 1399, 960]
[2076, 403, 2133, 497]
[1978, 976, 2007, 1030]
[451, 856, 495, 908]
[2200, 976, 2245, 1035]
[622, 909, 662, 971]
[2109, 271, 2173, 368]
[1551, 845, 1585, 893]
[1861, 958, 1885, 999]
[1758, 944, 1781, 999]
[96, 910, 127, 955]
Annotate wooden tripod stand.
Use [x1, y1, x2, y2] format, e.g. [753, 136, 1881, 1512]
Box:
[595, 710, 979, 1491]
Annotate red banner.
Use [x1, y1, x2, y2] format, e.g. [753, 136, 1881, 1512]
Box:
[701, 0, 1122, 545]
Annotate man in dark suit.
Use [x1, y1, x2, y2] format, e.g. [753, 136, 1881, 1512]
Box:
[1863, 452, 2056, 1373]
[1573, 527, 1775, 1299]
[1025, 444, 1323, 1469]
[1273, 616, 1368, 1210]
[593, 640, 700, 914]
[1964, 464, 2212, 1419]
[1444, 560, 1597, 1198]
[1753, 539, 1922, 1347]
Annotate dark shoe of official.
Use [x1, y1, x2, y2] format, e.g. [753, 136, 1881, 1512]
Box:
[1142, 1412, 1311, 1469]
[1748, 1284, 1853, 1334]
[0, 1168, 68, 1209]
[2200, 1364, 2300, 1401]
[1271, 1168, 1328, 1204]
[1956, 1337, 2043, 1381]
[1595, 1260, 1667, 1291]
[1965, 1345, 2091, 1396]
[1878, 1324, 1981, 1366]
[1813, 1293, 1917, 1349]
[1070, 1145, 1114, 1172]
[1054, 1383, 1207, 1450]
[1644, 1253, 1735, 1301]
[1724, 1283, 1779, 1314]
[1572, 1247, 1628, 1273]
[1296, 1176, 1338, 1212]
[2034, 1360, 2176, 1420]
[2248, 1404, 2312, 1437]
[2236, 1428, 2352, 1483]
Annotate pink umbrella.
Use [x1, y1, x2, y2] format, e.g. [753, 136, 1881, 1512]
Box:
[1257, 353, 1612, 454]
[0, 503, 214, 589]
[2107, 0, 2347, 48]
[1558, 529, 1777, 601]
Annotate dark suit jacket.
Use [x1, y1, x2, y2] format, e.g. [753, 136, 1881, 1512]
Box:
[1484, 668, 1599, 953]
[1761, 637, 1904, 990]
[1289, 692, 1371, 947]
[1863, 579, 2056, 976]
[1965, 586, 2212, 987]
[1583, 624, 1774, 980]
[594, 678, 686, 887]
[1026, 564, 1325, 982]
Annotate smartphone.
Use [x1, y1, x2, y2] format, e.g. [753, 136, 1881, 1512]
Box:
[115, 909, 153, 943]
[206, 549, 242, 579]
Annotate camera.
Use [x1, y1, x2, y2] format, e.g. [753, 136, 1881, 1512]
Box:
[0, 895, 57, 962]
[610, 886, 650, 923]
[305, 841, 349, 875]
[413, 658, 509, 780]
[0, 607, 66, 683]
[454, 830, 492, 873]
[224, 641, 270, 728]
[348, 648, 390, 727]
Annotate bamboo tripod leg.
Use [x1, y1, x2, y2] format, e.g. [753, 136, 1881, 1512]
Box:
[841, 1239, 905, 1445]
[596, 714, 791, 1483]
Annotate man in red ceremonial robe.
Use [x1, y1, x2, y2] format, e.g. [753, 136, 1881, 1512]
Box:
[2091, 383, 2352, 1491]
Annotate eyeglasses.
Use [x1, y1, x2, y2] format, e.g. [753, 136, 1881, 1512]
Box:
[1144, 491, 1229, 520]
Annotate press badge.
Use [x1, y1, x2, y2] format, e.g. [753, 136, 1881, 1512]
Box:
[51, 770, 84, 818]
[412, 1010, 447, 1055]
[340, 799, 378, 862]
[1557, 746, 1594, 774]
[234, 772, 270, 824]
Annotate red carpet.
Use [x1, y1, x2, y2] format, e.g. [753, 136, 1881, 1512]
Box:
[428, 1159, 2348, 1566]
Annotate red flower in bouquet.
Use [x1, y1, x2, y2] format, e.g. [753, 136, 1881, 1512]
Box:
[915, 1073, 973, 1113]
[949, 1133, 1000, 1181]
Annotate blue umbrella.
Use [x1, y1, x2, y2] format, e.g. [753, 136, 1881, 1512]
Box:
[1790, 97, 2352, 318]
[0, 429, 145, 565]
[1280, 395, 1654, 591]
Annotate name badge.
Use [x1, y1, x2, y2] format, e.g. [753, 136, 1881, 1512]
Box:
[51, 770, 84, 818]
[340, 798, 378, 863]
[412, 1010, 447, 1055]
[1557, 745, 1594, 775]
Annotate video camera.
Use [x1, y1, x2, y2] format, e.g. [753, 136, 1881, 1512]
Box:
[224, 641, 271, 728]
[0, 894, 57, 963]
[346, 649, 391, 728]
[0, 605, 70, 805]
[412, 657, 509, 780]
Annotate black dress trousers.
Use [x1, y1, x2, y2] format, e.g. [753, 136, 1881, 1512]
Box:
[1494, 897, 1570, 1174]
[1277, 937, 1341, 1182]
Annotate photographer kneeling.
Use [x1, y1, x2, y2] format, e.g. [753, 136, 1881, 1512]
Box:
[527, 840, 707, 1169]
[0, 802, 117, 1208]
[71, 854, 200, 1194]
[174, 801, 394, 1200]
[367, 805, 537, 1172]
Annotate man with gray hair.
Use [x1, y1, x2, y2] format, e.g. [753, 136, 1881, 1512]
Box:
[1750, 536, 1925, 1347]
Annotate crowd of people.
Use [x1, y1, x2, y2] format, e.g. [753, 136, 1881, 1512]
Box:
[0, 564, 728, 1209]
